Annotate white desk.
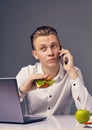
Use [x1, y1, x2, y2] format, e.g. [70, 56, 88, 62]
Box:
[0, 115, 91, 130]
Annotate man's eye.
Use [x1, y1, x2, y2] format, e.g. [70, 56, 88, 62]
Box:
[40, 47, 46, 51]
[52, 45, 57, 48]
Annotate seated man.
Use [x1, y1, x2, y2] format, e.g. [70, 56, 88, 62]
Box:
[16, 26, 92, 115]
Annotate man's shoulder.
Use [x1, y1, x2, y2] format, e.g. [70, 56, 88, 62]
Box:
[20, 62, 41, 74]
[22, 62, 41, 70]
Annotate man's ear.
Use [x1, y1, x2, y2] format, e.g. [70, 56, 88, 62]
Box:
[32, 50, 39, 60]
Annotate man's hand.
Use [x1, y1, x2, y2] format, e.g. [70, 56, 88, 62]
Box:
[59, 48, 78, 79]
[19, 73, 49, 97]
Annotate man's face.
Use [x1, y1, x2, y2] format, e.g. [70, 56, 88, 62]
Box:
[32, 34, 61, 68]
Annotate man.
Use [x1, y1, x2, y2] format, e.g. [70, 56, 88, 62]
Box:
[16, 26, 92, 115]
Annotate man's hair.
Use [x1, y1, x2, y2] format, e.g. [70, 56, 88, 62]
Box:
[30, 26, 60, 50]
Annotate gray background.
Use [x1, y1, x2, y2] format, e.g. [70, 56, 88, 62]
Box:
[0, 0, 92, 114]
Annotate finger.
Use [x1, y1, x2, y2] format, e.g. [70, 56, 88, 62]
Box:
[59, 48, 68, 56]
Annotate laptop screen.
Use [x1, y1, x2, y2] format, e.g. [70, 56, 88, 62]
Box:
[0, 78, 24, 123]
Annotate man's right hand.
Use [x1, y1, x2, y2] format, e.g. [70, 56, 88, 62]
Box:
[19, 73, 49, 98]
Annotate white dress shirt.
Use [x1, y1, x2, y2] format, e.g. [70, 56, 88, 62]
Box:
[16, 62, 92, 116]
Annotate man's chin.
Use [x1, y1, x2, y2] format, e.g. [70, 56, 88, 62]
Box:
[47, 62, 59, 68]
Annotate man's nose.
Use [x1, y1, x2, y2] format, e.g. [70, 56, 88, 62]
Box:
[47, 48, 54, 56]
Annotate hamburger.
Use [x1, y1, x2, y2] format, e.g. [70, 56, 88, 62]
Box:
[35, 76, 55, 88]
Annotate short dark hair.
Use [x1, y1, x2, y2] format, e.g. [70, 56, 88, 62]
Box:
[30, 26, 60, 50]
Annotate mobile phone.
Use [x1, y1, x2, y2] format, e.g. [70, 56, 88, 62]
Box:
[62, 54, 68, 64]
[59, 45, 68, 64]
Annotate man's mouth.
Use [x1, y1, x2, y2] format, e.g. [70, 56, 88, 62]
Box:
[48, 58, 56, 62]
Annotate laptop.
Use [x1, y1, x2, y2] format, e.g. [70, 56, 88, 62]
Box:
[0, 78, 46, 124]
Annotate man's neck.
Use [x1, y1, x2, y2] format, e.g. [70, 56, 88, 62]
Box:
[42, 64, 60, 78]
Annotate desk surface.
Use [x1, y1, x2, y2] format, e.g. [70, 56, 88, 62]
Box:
[0, 115, 91, 130]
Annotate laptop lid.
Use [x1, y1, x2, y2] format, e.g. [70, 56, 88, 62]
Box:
[0, 78, 24, 123]
[0, 78, 46, 124]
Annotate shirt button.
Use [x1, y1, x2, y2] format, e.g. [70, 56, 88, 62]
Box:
[73, 83, 76, 86]
[49, 95, 52, 98]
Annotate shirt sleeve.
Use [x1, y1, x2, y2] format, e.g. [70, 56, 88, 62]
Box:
[70, 69, 92, 113]
[16, 68, 29, 88]
[16, 67, 30, 101]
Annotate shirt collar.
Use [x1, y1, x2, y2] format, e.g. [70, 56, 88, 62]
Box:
[37, 63, 44, 74]
[54, 63, 64, 82]
[37, 62, 64, 82]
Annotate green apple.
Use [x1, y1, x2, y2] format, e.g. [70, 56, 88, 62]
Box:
[75, 109, 90, 124]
